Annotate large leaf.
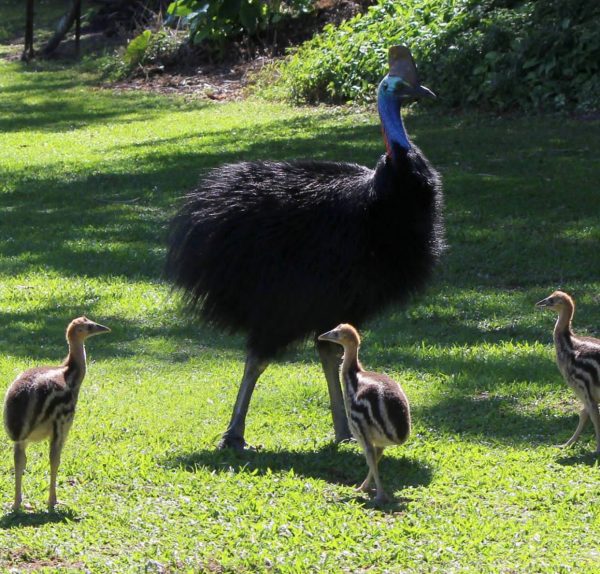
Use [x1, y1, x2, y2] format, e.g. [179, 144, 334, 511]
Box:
[124, 29, 152, 65]
[219, 0, 243, 19]
[167, 0, 197, 17]
[239, 0, 262, 34]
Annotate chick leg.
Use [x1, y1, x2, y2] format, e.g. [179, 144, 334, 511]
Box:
[586, 402, 600, 453]
[559, 408, 588, 448]
[358, 447, 384, 492]
[363, 443, 389, 504]
[48, 424, 68, 509]
[12, 442, 27, 511]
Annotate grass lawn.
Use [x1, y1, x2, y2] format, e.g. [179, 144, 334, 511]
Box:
[1, 51, 600, 572]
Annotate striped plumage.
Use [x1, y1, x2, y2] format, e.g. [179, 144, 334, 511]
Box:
[536, 291, 600, 453]
[318, 324, 410, 503]
[3, 317, 110, 511]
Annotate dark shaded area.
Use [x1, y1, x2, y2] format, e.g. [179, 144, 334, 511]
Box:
[556, 450, 600, 467]
[0, 77, 186, 133]
[416, 395, 581, 446]
[163, 444, 433, 493]
[0, 506, 80, 529]
[0, 306, 244, 362]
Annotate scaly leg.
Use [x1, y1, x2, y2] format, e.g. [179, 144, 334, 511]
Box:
[219, 353, 268, 450]
[48, 423, 68, 509]
[12, 442, 27, 511]
[358, 470, 373, 492]
[586, 402, 600, 454]
[316, 339, 351, 443]
[362, 443, 389, 504]
[559, 408, 588, 449]
[358, 447, 383, 492]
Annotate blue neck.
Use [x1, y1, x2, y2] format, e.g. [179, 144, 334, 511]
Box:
[377, 81, 411, 162]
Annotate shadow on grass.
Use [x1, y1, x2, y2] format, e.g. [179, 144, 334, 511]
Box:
[416, 394, 582, 446]
[2, 105, 599, 291]
[163, 444, 433, 493]
[0, 306, 246, 361]
[333, 491, 413, 514]
[0, 63, 206, 133]
[555, 448, 600, 467]
[0, 506, 80, 529]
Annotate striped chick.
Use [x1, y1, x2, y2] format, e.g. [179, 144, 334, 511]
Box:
[536, 291, 600, 453]
[4, 317, 110, 511]
[318, 323, 410, 503]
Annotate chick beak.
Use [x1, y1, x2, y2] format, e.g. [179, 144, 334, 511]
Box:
[91, 323, 111, 334]
[318, 329, 337, 342]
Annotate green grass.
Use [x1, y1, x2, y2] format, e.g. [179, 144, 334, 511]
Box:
[1, 54, 600, 573]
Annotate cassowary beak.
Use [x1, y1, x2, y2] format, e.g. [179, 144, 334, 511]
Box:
[318, 329, 338, 342]
[90, 322, 111, 335]
[535, 297, 551, 309]
[388, 45, 436, 100]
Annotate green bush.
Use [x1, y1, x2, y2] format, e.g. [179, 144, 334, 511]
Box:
[269, 0, 600, 112]
[167, 0, 313, 46]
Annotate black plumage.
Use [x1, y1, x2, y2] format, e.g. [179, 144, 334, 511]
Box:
[168, 153, 443, 357]
[166, 46, 444, 449]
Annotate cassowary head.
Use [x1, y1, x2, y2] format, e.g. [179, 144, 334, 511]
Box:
[66, 316, 111, 342]
[377, 46, 436, 159]
[318, 323, 361, 349]
[535, 290, 575, 313]
[378, 45, 435, 102]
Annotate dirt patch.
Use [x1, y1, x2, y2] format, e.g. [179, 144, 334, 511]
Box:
[109, 0, 368, 101]
[1, 547, 85, 571]
[111, 57, 270, 101]
[4, 0, 370, 101]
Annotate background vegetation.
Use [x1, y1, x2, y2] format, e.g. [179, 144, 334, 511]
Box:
[263, 0, 600, 112]
[12, 0, 600, 113]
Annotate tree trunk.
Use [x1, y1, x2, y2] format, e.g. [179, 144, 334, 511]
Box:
[42, 0, 83, 56]
[75, 0, 82, 54]
[22, 0, 35, 61]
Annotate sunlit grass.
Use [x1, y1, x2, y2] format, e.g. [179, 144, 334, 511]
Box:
[0, 53, 600, 572]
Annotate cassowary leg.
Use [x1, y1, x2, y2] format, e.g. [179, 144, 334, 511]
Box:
[218, 353, 268, 451]
[13, 442, 27, 512]
[358, 447, 383, 492]
[363, 443, 389, 504]
[587, 402, 600, 454]
[559, 408, 588, 449]
[316, 339, 351, 443]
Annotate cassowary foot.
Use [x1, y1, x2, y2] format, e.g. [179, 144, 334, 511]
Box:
[356, 485, 374, 494]
[217, 433, 254, 452]
[334, 430, 353, 444]
[11, 501, 33, 513]
[373, 491, 391, 505]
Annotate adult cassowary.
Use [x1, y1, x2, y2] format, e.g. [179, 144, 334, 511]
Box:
[166, 46, 444, 450]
